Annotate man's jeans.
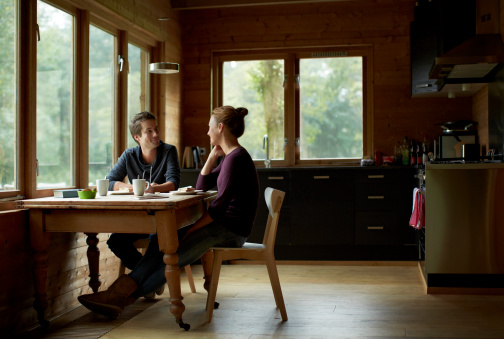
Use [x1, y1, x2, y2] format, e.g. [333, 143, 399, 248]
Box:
[129, 222, 246, 298]
[107, 233, 150, 270]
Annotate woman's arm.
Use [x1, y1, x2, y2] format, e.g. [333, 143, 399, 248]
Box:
[181, 211, 214, 240]
[200, 146, 224, 175]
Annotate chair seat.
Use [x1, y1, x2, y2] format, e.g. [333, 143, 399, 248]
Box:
[215, 242, 265, 250]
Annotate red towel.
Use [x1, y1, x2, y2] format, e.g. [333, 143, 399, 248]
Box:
[409, 188, 425, 229]
[409, 188, 419, 228]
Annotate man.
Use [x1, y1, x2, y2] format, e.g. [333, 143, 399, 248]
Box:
[106, 112, 180, 286]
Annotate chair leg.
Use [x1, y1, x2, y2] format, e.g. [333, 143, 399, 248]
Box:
[201, 250, 214, 292]
[205, 251, 223, 323]
[265, 256, 288, 321]
[184, 266, 196, 293]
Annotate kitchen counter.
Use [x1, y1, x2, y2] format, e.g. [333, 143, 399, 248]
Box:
[423, 163, 504, 293]
[426, 162, 504, 170]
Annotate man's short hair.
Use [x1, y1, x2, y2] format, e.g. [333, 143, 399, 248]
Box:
[129, 112, 157, 145]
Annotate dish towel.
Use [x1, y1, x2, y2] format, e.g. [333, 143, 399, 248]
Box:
[409, 188, 425, 229]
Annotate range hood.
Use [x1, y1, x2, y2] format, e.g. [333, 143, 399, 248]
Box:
[429, 0, 504, 84]
[430, 34, 504, 81]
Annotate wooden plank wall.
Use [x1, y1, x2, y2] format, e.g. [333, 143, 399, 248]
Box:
[179, 0, 474, 156]
[0, 209, 123, 336]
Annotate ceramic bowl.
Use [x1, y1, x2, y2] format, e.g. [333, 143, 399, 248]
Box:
[78, 189, 97, 199]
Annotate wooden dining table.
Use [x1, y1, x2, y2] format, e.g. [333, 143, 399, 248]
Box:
[16, 191, 217, 331]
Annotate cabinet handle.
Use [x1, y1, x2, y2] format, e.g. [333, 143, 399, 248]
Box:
[368, 195, 385, 200]
[314, 176, 330, 179]
[368, 175, 384, 179]
[367, 226, 384, 230]
[268, 176, 284, 180]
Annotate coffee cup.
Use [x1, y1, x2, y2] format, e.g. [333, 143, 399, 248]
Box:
[96, 179, 109, 196]
[133, 179, 150, 196]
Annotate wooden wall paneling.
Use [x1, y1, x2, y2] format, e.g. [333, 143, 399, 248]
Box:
[179, 0, 474, 158]
[0, 210, 36, 335]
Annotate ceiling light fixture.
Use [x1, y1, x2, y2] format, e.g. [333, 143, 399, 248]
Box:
[149, 17, 179, 74]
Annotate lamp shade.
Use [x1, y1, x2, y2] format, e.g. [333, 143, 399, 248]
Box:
[149, 62, 179, 74]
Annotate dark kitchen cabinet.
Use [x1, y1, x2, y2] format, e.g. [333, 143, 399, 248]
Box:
[179, 169, 200, 188]
[354, 169, 416, 246]
[181, 166, 417, 261]
[289, 169, 354, 246]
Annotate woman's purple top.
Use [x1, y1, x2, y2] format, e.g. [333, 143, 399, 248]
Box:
[196, 147, 259, 237]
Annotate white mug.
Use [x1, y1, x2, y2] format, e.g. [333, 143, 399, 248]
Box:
[96, 179, 109, 196]
[133, 179, 150, 196]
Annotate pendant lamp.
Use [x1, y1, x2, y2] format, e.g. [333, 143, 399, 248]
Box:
[149, 17, 179, 74]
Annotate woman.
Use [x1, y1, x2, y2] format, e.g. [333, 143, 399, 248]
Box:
[78, 106, 259, 318]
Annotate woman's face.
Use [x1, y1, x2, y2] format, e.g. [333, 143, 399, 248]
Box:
[207, 116, 221, 146]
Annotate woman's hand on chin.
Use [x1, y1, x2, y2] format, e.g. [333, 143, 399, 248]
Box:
[211, 145, 225, 158]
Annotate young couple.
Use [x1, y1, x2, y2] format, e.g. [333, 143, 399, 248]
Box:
[78, 105, 259, 318]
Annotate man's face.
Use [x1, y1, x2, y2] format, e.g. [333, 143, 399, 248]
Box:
[134, 119, 160, 149]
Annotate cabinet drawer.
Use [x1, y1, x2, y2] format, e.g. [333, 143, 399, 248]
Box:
[355, 212, 401, 245]
[355, 171, 395, 183]
[354, 183, 400, 211]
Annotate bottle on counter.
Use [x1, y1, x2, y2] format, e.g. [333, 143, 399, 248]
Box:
[402, 136, 410, 166]
[417, 143, 423, 166]
[422, 135, 429, 164]
[394, 141, 402, 165]
[410, 140, 416, 166]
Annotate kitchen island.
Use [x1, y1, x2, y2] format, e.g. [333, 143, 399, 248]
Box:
[423, 162, 504, 293]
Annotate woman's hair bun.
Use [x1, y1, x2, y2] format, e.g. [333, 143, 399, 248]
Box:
[235, 107, 248, 117]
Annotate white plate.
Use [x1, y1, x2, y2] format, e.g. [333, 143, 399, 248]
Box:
[134, 194, 170, 200]
[109, 191, 133, 195]
[170, 189, 203, 195]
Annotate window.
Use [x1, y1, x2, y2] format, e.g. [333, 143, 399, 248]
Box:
[299, 57, 363, 159]
[88, 24, 115, 185]
[127, 43, 149, 149]
[215, 47, 371, 166]
[36, 0, 75, 188]
[0, 0, 17, 192]
[223, 59, 285, 160]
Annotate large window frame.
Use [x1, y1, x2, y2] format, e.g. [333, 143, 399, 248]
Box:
[212, 46, 374, 167]
[0, 0, 20, 199]
[0, 0, 158, 202]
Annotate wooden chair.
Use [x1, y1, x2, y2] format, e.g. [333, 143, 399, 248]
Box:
[204, 187, 288, 322]
[118, 238, 196, 294]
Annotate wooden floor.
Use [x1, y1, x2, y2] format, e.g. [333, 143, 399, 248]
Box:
[18, 263, 504, 339]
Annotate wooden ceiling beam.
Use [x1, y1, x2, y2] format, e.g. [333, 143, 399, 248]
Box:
[170, 0, 354, 10]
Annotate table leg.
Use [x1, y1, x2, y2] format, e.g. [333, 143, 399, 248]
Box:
[29, 209, 50, 326]
[156, 210, 190, 331]
[84, 233, 101, 292]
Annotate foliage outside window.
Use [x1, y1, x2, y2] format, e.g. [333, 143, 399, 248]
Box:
[223, 60, 285, 161]
[299, 57, 363, 159]
[127, 43, 149, 149]
[0, 0, 17, 191]
[88, 25, 114, 185]
[36, 0, 75, 189]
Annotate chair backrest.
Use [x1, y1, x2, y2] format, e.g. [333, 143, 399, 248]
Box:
[262, 187, 285, 251]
